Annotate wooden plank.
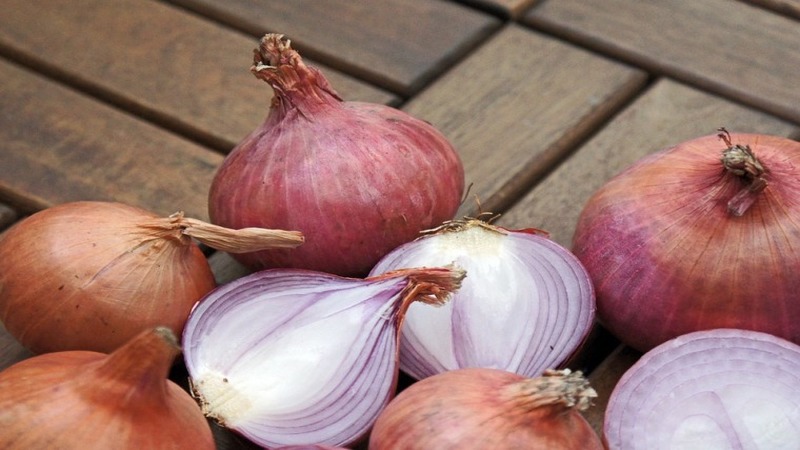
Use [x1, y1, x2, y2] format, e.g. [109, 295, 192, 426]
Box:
[584, 345, 640, 436]
[401, 25, 648, 217]
[166, 0, 502, 95]
[745, 0, 800, 19]
[499, 79, 799, 248]
[460, 0, 540, 18]
[524, 0, 800, 124]
[0, 59, 220, 220]
[0, 0, 396, 152]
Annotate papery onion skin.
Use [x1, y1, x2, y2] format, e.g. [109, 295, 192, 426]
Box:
[208, 34, 465, 277]
[0, 327, 215, 449]
[603, 328, 800, 449]
[572, 132, 800, 352]
[0, 201, 217, 354]
[369, 367, 603, 450]
[183, 266, 464, 449]
[369, 219, 595, 380]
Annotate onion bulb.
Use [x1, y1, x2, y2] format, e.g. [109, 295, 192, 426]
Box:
[369, 367, 603, 449]
[604, 328, 800, 449]
[572, 130, 800, 352]
[208, 33, 465, 277]
[182, 265, 465, 448]
[0, 327, 214, 449]
[0, 201, 303, 353]
[369, 218, 595, 380]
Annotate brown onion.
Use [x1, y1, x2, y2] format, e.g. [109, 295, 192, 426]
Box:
[208, 33, 465, 277]
[0, 201, 302, 353]
[572, 130, 800, 352]
[0, 327, 214, 449]
[368, 368, 603, 449]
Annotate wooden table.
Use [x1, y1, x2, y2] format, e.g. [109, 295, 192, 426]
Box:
[1, 0, 799, 447]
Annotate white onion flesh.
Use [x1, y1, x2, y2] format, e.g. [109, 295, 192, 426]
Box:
[604, 328, 800, 449]
[368, 219, 595, 380]
[182, 267, 462, 448]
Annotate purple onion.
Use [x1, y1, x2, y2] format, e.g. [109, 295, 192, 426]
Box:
[181, 266, 463, 449]
[604, 328, 800, 448]
[368, 218, 595, 380]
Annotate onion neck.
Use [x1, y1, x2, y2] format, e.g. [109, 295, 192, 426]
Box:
[87, 327, 180, 405]
[505, 369, 596, 414]
[251, 33, 343, 117]
[719, 130, 768, 216]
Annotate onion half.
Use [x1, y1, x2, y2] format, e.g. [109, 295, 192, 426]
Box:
[604, 328, 800, 449]
[182, 266, 464, 448]
[573, 131, 800, 352]
[369, 218, 595, 380]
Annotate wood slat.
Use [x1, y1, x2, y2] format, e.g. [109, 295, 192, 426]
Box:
[524, 0, 800, 125]
[0, 0, 396, 152]
[584, 346, 641, 435]
[401, 24, 648, 217]
[0, 59, 220, 219]
[166, 0, 502, 96]
[459, 0, 540, 18]
[745, 0, 800, 20]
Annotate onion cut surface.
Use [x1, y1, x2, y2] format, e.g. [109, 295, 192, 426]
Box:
[369, 219, 595, 380]
[182, 266, 464, 448]
[604, 328, 800, 449]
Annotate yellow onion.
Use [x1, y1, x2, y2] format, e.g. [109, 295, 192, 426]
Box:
[0, 201, 303, 353]
[0, 327, 214, 449]
[369, 368, 603, 449]
[573, 131, 800, 352]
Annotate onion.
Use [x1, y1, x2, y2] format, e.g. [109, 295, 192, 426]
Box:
[182, 265, 465, 448]
[369, 367, 603, 449]
[604, 328, 800, 449]
[369, 218, 595, 380]
[0, 200, 302, 353]
[208, 33, 465, 277]
[572, 130, 800, 352]
[0, 327, 214, 449]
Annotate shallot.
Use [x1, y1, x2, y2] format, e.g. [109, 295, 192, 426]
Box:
[208, 33, 465, 277]
[0, 327, 214, 449]
[573, 130, 800, 352]
[182, 265, 465, 448]
[369, 217, 595, 379]
[369, 367, 603, 449]
[0, 200, 302, 353]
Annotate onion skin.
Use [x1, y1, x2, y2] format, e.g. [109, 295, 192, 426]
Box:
[0, 327, 215, 449]
[369, 368, 603, 449]
[0, 201, 217, 353]
[572, 132, 800, 352]
[208, 34, 465, 277]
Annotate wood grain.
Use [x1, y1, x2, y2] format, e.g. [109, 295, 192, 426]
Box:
[461, 0, 541, 18]
[745, 0, 800, 19]
[499, 79, 799, 248]
[524, 0, 800, 124]
[0, 59, 220, 219]
[0, 0, 396, 151]
[166, 0, 501, 95]
[402, 25, 647, 217]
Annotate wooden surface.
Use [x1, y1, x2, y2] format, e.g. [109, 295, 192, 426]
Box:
[1, 0, 798, 447]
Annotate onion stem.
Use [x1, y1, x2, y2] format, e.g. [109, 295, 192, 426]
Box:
[505, 369, 596, 412]
[718, 127, 768, 216]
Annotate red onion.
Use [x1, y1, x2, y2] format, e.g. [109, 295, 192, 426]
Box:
[0, 201, 302, 354]
[369, 368, 603, 449]
[604, 328, 800, 448]
[369, 218, 595, 380]
[572, 130, 800, 352]
[182, 266, 465, 448]
[208, 33, 465, 277]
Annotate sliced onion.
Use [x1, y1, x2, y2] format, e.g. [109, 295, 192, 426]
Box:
[369, 218, 595, 380]
[604, 328, 800, 449]
[182, 266, 464, 448]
